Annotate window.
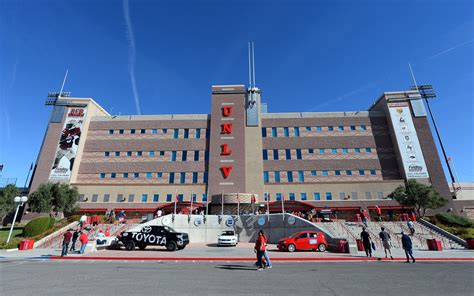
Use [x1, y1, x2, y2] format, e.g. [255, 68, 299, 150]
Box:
[116, 194, 124, 202]
[301, 193, 307, 201]
[331, 148, 337, 154]
[314, 192, 321, 200]
[205, 129, 210, 139]
[169, 172, 175, 184]
[335, 170, 341, 176]
[316, 126, 322, 131]
[182, 151, 187, 161]
[310, 170, 317, 176]
[338, 126, 344, 131]
[326, 192, 332, 200]
[92, 194, 98, 202]
[109, 129, 114, 135]
[328, 126, 334, 131]
[365, 192, 372, 200]
[319, 148, 325, 154]
[351, 192, 358, 200]
[134, 172, 140, 178]
[191, 193, 197, 202]
[128, 194, 135, 202]
[173, 129, 179, 139]
[308, 148, 314, 154]
[339, 192, 346, 200]
[350, 125, 356, 131]
[152, 129, 157, 134]
[289, 193, 295, 201]
[359, 170, 365, 176]
[119, 129, 124, 134]
[166, 194, 172, 202]
[111, 173, 116, 179]
[342, 148, 348, 154]
[365, 148, 372, 153]
[296, 149, 302, 160]
[361, 125, 367, 130]
[149, 151, 155, 156]
[285, 149, 291, 160]
[273, 149, 279, 160]
[202, 194, 208, 202]
[177, 194, 183, 202]
[294, 127, 300, 137]
[377, 192, 384, 199]
[194, 151, 200, 161]
[284, 127, 289, 137]
[123, 173, 129, 178]
[141, 129, 146, 134]
[370, 169, 376, 176]
[141, 194, 148, 202]
[262, 128, 267, 138]
[322, 170, 328, 176]
[263, 171, 269, 182]
[105, 151, 110, 157]
[271, 127, 277, 138]
[263, 150, 268, 160]
[115, 151, 120, 157]
[205, 151, 209, 161]
[171, 151, 177, 161]
[203, 172, 208, 183]
[163, 128, 168, 134]
[192, 172, 198, 184]
[137, 151, 142, 156]
[100, 173, 106, 179]
[276, 193, 282, 201]
[355, 148, 361, 153]
[180, 172, 186, 184]
[274, 171, 281, 183]
[127, 151, 132, 157]
[103, 194, 110, 202]
[346, 170, 352, 176]
[287, 171, 293, 182]
[153, 194, 159, 202]
[157, 172, 163, 178]
[306, 127, 311, 131]
[195, 129, 201, 139]
[298, 171, 304, 182]
[131, 129, 135, 134]
[160, 151, 165, 156]
[146, 172, 152, 178]
[264, 192, 269, 201]
[184, 128, 189, 139]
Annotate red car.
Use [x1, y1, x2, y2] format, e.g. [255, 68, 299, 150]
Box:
[278, 231, 328, 252]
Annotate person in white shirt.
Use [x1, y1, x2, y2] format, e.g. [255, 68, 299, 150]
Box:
[407, 219, 415, 235]
[79, 214, 87, 227]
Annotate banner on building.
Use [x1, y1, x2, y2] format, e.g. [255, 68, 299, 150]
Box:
[49, 108, 87, 181]
[388, 102, 429, 179]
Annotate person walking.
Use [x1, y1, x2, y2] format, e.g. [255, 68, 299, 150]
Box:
[79, 231, 89, 254]
[254, 230, 266, 271]
[261, 230, 272, 269]
[401, 231, 415, 263]
[379, 227, 393, 259]
[70, 229, 80, 252]
[61, 229, 73, 257]
[79, 214, 87, 228]
[360, 210, 368, 227]
[375, 205, 382, 222]
[360, 227, 372, 257]
[407, 219, 415, 235]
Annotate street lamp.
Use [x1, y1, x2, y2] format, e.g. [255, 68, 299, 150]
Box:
[6, 196, 28, 243]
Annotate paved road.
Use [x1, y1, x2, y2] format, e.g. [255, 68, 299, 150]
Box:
[1, 260, 472, 296]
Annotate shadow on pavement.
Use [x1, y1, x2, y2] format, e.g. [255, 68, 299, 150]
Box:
[215, 264, 256, 271]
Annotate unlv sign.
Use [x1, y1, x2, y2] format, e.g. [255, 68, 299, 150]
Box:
[220, 105, 233, 179]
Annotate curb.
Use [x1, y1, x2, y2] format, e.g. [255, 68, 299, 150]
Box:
[48, 256, 474, 262]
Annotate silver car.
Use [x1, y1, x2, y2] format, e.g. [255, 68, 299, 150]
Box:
[217, 230, 238, 246]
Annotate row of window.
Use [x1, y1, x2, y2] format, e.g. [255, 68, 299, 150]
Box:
[263, 191, 385, 201]
[104, 150, 209, 161]
[81, 193, 208, 203]
[99, 172, 208, 184]
[262, 125, 368, 138]
[107, 128, 209, 139]
[263, 169, 377, 183]
[262, 148, 372, 160]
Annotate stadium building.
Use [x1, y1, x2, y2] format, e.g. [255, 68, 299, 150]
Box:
[29, 84, 461, 219]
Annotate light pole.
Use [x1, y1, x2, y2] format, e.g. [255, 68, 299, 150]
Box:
[6, 196, 28, 243]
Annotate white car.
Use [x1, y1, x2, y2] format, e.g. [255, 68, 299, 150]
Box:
[217, 230, 238, 246]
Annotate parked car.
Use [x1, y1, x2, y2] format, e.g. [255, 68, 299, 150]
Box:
[118, 225, 189, 251]
[278, 231, 327, 252]
[217, 230, 238, 246]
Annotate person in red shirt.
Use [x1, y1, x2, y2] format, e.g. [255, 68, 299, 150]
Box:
[79, 232, 89, 254]
[61, 229, 73, 257]
[254, 230, 267, 270]
[375, 205, 382, 222]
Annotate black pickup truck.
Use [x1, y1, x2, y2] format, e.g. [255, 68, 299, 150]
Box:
[118, 225, 189, 251]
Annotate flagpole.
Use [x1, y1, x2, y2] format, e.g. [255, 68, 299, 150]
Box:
[174, 189, 177, 216]
[281, 186, 285, 221]
[23, 163, 33, 189]
[190, 191, 193, 217]
[266, 189, 270, 221]
[221, 191, 224, 216]
[251, 191, 254, 214]
[237, 191, 240, 216]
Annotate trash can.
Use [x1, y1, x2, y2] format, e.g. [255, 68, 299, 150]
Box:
[356, 239, 365, 251]
[433, 239, 443, 251]
[426, 239, 436, 250]
[19, 240, 30, 251]
[27, 240, 35, 250]
[338, 240, 349, 253]
[466, 238, 474, 250]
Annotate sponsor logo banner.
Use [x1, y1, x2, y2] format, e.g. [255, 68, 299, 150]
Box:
[388, 103, 429, 179]
[49, 108, 87, 181]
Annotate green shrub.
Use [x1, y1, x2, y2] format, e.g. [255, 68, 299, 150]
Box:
[22, 217, 56, 237]
[0, 237, 21, 249]
[67, 214, 81, 223]
[435, 213, 474, 228]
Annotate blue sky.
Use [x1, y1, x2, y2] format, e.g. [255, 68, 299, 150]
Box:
[0, 0, 473, 187]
